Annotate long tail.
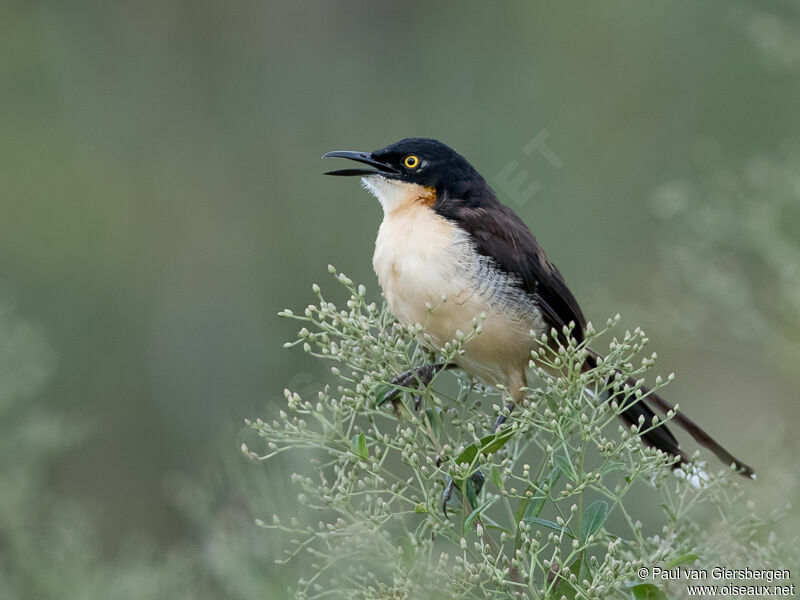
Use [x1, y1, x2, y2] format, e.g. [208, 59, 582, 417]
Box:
[585, 349, 755, 479]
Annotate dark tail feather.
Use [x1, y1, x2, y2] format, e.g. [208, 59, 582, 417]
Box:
[614, 392, 690, 466]
[585, 350, 755, 478]
[635, 381, 755, 478]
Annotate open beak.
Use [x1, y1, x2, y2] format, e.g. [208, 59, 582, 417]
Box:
[322, 150, 398, 177]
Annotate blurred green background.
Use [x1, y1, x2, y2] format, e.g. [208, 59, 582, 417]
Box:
[1, 1, 799, 597]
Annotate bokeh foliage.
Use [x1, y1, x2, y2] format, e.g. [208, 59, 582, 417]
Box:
[1, 1, 799, 597]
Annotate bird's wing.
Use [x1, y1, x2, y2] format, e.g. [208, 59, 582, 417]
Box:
[442, 202, 586, 343]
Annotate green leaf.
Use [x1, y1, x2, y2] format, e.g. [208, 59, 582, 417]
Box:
[465, 476, 479, 510]
[599, 462, 624, 475]
[483, 521, 512, 535]
[514, 482, 535, 524]
[454, 429, 514, 467]
[414, 503, 427, 514]
[576, 552, 590, 586]
[489, 465, 503, 491]
[580, 500, 609, 543]
[520, 466, 562, 523]
[463, 498, 493, 535]
[522, 517, 572, 537]
[397, 536, 415, 569]
[523, 493, 547, 522]
[553, 445, 578, 483]
[424, 406, 443, 438]
[554, 578, 578, 600]
[374, 384, 394, 406]
[664, 553, 700, 569]
[350, 433, 368, 459]
[545, 395, 560, 414]
[630, 583, 669, 600]
[554, 554, 586, 600]
[482, 429, 514, 454]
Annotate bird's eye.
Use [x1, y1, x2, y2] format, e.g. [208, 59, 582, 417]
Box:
[403, 155, 420, 169]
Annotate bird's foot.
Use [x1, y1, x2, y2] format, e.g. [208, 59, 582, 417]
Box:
[380, 362, 454, 413]
[442, 470, 486, 517]
[491, 401, 516, 433]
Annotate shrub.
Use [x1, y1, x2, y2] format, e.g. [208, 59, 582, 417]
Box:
[247, 269, 795, 599]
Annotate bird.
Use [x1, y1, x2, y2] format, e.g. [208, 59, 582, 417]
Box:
[322, 137, 754, 479]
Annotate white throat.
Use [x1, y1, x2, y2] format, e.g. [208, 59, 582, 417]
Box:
[361, 176, 430, 214]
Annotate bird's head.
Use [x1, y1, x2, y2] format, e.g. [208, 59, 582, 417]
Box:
[323, 138, 489, 212]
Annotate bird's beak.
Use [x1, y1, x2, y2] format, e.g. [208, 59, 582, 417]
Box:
[321, 150, 398, 177]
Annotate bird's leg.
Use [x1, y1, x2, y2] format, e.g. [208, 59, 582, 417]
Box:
[381, 362, 456, 412]
[491, 402, 516, 433]
[381, 362, 461, 513]
[441, 477, 456, 517]
[491, 376, 526, 432]
[441, 470, 486, 517]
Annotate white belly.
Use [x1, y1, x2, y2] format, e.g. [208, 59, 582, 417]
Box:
[372, 204, 544, 385]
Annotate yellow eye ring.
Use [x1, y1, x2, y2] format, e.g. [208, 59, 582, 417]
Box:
[403, 155, 419, 169]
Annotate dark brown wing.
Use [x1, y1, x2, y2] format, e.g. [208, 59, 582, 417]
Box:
[434, 187, 755, 478]
[437, 199, 586, 343]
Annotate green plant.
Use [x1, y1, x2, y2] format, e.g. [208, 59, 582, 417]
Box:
[247, 268, 795, 599]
